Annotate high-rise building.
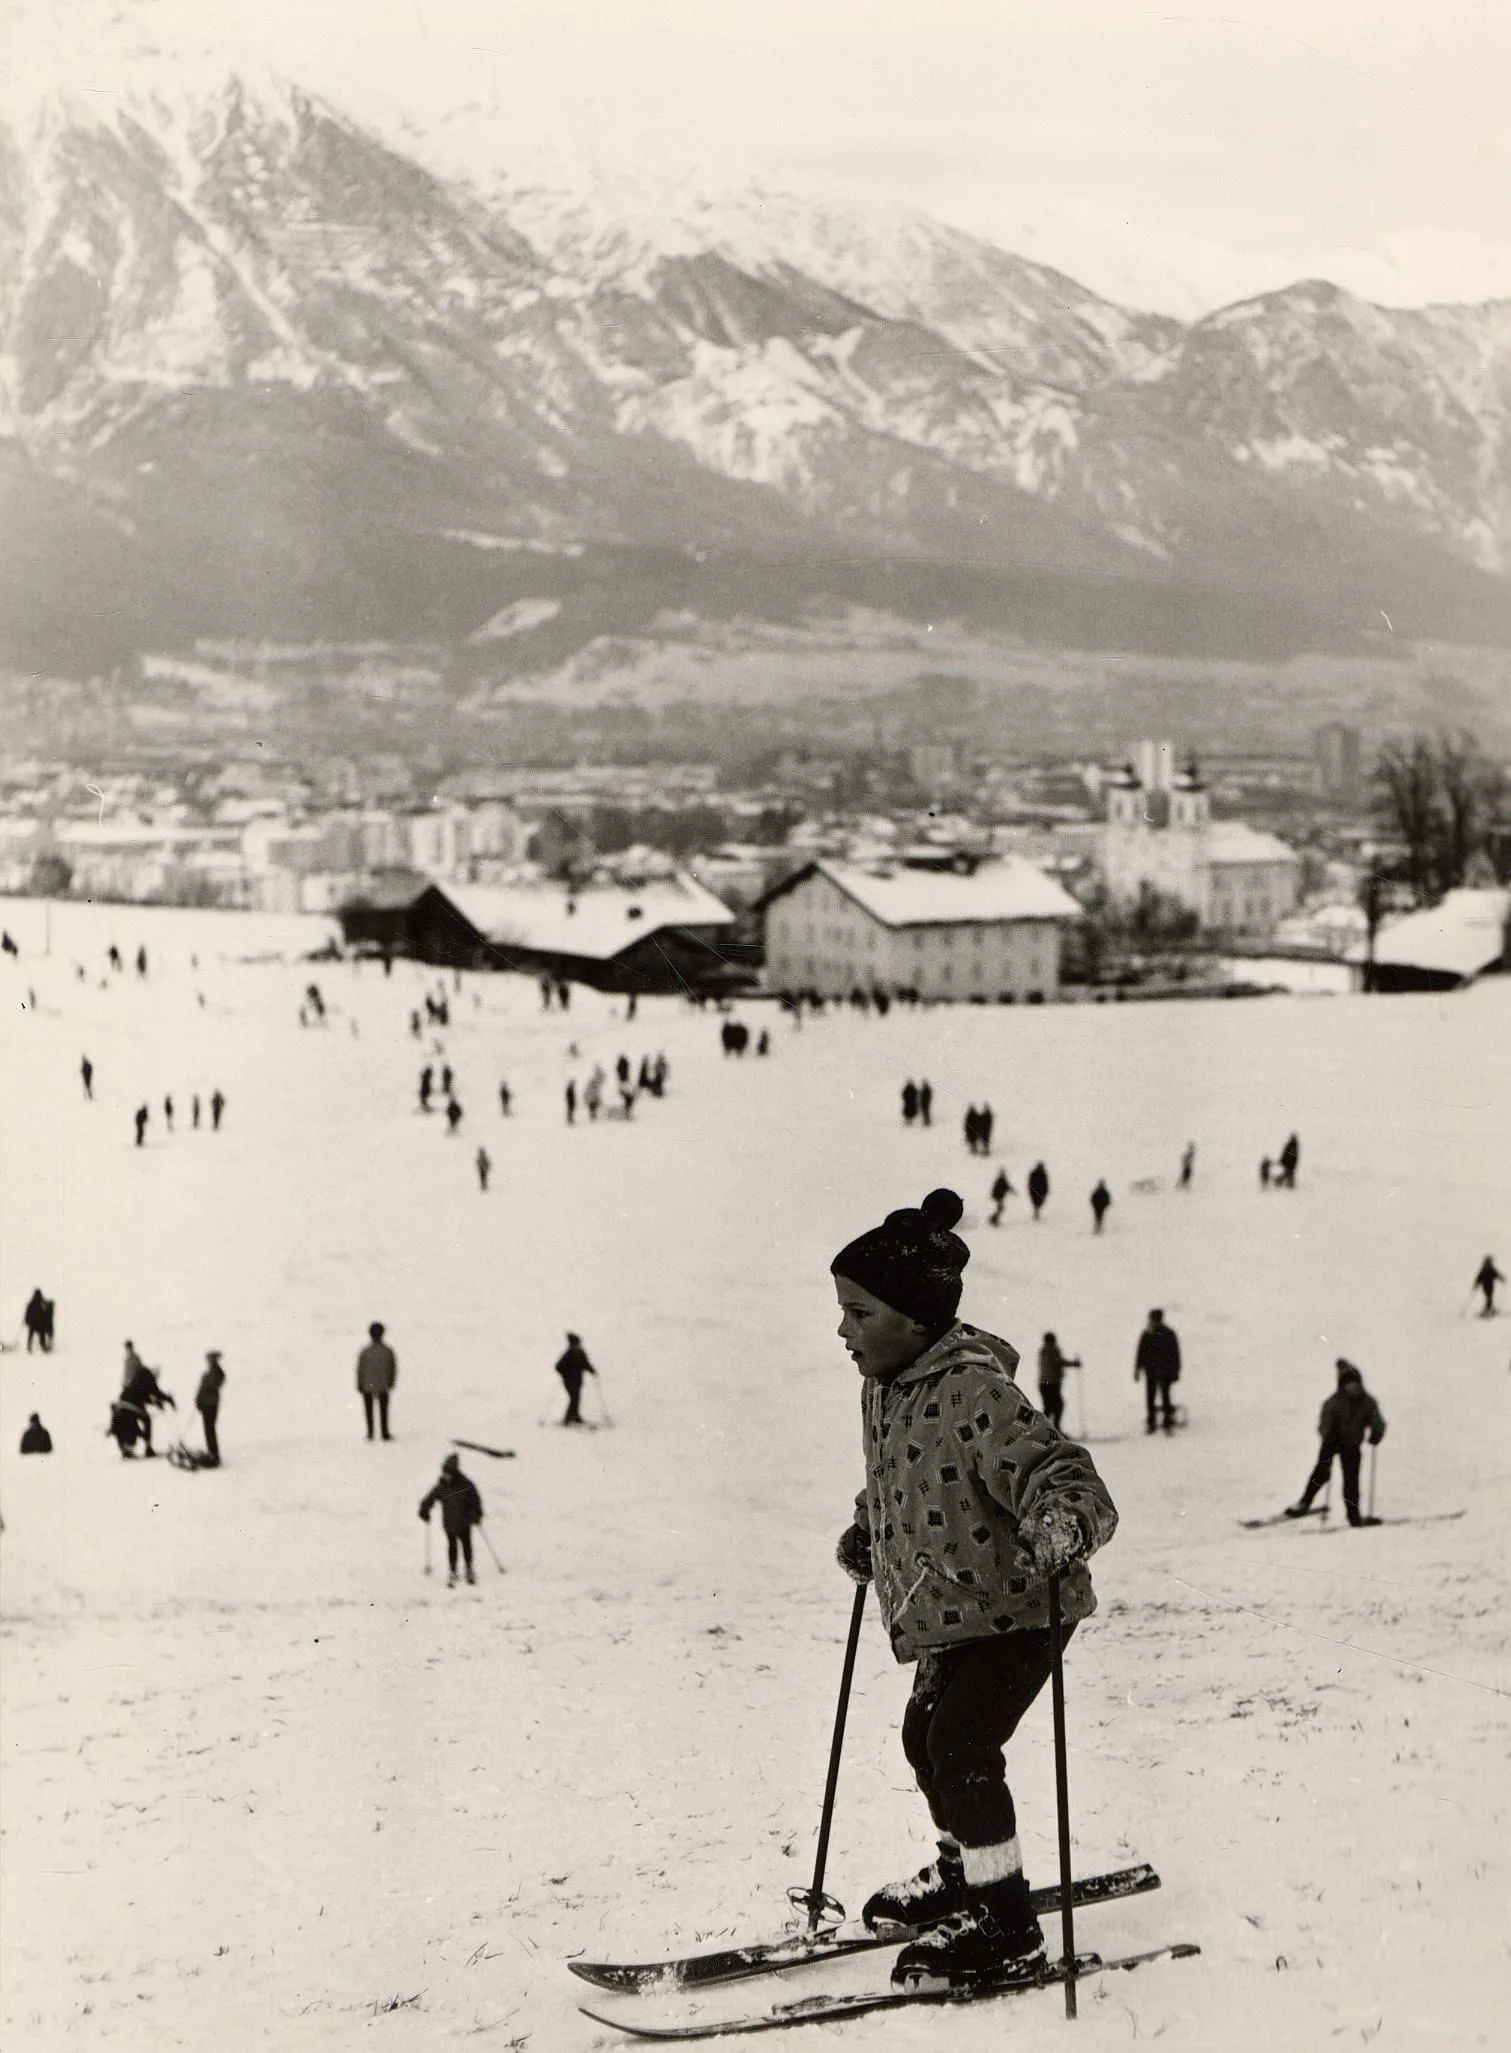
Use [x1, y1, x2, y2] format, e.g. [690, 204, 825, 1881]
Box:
[1313, 722, 1363, 800]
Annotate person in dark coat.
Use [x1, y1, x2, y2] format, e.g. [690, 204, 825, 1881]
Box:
[357, 1321, 397, 1441]
[1286, 1361, 1386, 1527]
[902, 1080, 920, 1126]
[24, 1287, 50, 1352]
[917, 1080, 933, 1127]
[20, 1412, 53, 1454]
[1026, 1162, 1049, 1220]
[419, 1454, 485, 1584]
[476, 1145, 491, 1191]
[1089, 1180, 1112, 1234]
[1133, 1309, 1180, 1434]
[1276, 1133, 1300, 1188]
[210, 1090, 226, 1131]
[134, 1104, 149, 1147]
[81, 1054, 94, 1099]
[498, 1081, 512, 1116]
[564, 1080, 577, 1125]
[1473, 1255, 1504, 1316]
[196, 1353, 226, 1467]
[1036, 1333, 1080, 1431]
[555, 1332, 597, 1425]
[419, 1065, 434, 1111]
[988, 1168, 1013, 1226]
[119, 1346, 176, 1455]
[445, 1097, 463, 1134]
[1259, 1156, 1272, 1189]
[1178, 1143, 1195, 1190]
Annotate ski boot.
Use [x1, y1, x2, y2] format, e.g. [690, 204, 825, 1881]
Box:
[862, 1840, 965, 1934]
[465, 1566, 476, 1584]
[1282, 1501, 1313, 1519]
[892, 1877, 1046, 1992]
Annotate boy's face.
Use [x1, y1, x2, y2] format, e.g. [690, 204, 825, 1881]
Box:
[834, 1276, 934, 1380]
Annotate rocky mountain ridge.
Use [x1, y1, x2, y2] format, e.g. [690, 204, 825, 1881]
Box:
[1, 64, 1507, 680]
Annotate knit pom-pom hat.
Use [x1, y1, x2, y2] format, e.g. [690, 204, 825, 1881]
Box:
[831, 1188, 969, 1331]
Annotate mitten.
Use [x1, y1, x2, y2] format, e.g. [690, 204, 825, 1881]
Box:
[836, 1523, 873, 1586]
[1025, 1502, 1086, 1575]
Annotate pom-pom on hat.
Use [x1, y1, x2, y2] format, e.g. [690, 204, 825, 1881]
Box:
[831, 1189, 969, 1331]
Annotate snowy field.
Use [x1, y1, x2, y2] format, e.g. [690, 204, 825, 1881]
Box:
[2, 894, 1509, 2053]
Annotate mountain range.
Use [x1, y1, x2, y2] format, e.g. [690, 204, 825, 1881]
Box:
[1, 63, 1508, 689]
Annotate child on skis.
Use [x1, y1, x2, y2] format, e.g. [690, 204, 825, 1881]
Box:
[419, 1455, 485, 1584]
[832, 1188, 1118, 1994]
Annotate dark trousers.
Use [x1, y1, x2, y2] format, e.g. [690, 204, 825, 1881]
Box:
[1038, 1381, 1064, 1430]
[902, 1627, 1074, 1847]
[1143, 1371, 1177, 1430]
[1300, 1441, 1363, 1521]
[363, 1391, 392, 1440]
[199, 1405, 220, 1467]
[445, 1528, 474, 1574]
[561, 1372, 584, 1424]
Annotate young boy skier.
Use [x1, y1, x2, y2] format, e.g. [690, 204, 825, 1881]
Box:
[832, 1188, 1119, 1994]
[419, 1454, 485, 1584]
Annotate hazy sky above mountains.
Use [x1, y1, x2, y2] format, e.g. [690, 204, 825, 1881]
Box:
[6, 0, 1509, 315]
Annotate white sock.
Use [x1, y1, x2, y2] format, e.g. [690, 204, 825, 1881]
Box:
[960, 1837, 1023, 1887]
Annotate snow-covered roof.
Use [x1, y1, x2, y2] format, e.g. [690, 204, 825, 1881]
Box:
[447, 872, 735, 961]
[1373, 888, 1509, 980]
[1206, 823, 1299, 867]
[806, 856, 1082, 928]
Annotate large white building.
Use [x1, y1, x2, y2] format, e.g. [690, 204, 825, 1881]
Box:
[759, 853, 1083, 1002]
[1102, 760, 1300, 936]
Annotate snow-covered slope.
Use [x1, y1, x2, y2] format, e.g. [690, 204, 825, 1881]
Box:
[2, 899, 1508, 2050]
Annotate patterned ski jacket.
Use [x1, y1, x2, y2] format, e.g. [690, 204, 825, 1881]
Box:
[853, 1322, 1118, 1663]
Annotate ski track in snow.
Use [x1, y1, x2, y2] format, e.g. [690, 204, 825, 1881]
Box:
[1, 894, 1508, 2051]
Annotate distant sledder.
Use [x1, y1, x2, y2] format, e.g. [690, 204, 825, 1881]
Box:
[109, 1343, 176, 1458]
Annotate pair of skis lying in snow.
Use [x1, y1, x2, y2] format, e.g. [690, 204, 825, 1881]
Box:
[572, 1862, 1198, 2037]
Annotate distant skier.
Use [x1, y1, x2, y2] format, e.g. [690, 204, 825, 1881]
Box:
[616, 1053, 631, 1087]
[1276, 1133, 1300, 1189]
[756, 1028, 770, 1056]
[1178, 1143, 1195, 1190]
[977, 1105, 994, 1155]
[80, 1054, 94, 1100]
[419, 1065, 434, 1111]
[196, 1352, 226, 1467]
[357, 1322, 397, 1441]
[1036, 1332, 1080, 1431]
[445, 1098, 463, 1135]
[440, 1064, 454, 1096]
[831, 1187, 1118, 1993]
[192, 1094, 201, 1128]
[210, 1090, 225, 1131]
[163, 1094, 174, 1131]
[963, 1106, 980, 1154]
[1259, 1156, 1272, 1189]
[1286, 1360, 1386, 1528]
[555, 1331, 597, 1426]
[24, 1287, 52, 1353]
[419, 1454, 485, 1586]
[1473, 1255, 1504, 1316]
[1089, 1180, 1112, 1234]
[918, 1079, 933, 1127]
[1134, 1308, 1181, 1434]
[20, 1413, 53, 1454]
[564, 1080, 577, 1125]
[902, 1081, 920, 1126]
[585, 1068, 604, 1120]
[1026, 1162, 1049, 1220]
[108, 945, 122, 972]
[134, 1104, 149, 1147]
[988, 1168, 1013, 1226]
[476, 1145, 491, 1191]
[135, 945, 148, 978]
[498, 1081, 512, 1116]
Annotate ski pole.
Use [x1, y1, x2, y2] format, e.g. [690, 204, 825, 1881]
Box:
[1047, 1572, 1077, 2020]
[423, 1522, 433, 1576]
[594, 1375, 614, 1429]
[791, 1581, 867, 1934]
[1368, 1443, 1377, 1520]
[479, 1524, 506, 1575]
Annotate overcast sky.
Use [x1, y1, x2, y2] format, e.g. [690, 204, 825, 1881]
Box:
[7, 0, 1510, 314]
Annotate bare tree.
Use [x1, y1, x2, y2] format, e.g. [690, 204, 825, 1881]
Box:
[1373, 735, 1442, 901]
[1435, 732, 1503, 890]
